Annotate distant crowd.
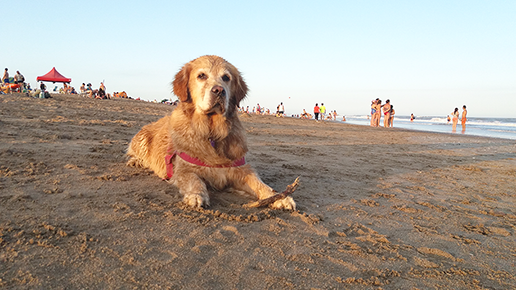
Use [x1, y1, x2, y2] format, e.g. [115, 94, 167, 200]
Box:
[1, 67, 135, 101]
[240, 102, 344, 122]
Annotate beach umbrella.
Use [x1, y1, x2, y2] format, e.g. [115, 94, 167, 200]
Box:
[36, 67, 71, 83]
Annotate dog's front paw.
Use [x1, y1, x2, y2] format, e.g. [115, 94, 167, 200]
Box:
[271, 196, 296, 210]
[126, 157, 142, 168]
[183, 193, 210, 208]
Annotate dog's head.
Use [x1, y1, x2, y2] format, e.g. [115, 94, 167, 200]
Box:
[172, 55, 248, 116]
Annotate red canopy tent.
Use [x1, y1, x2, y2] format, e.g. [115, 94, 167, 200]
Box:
[37, 67, 71, 83]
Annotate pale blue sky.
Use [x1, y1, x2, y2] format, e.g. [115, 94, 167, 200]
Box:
[3, 0, 515, 117]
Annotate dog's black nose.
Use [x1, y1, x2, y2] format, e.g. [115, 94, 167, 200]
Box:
[211, 86, 225, 97]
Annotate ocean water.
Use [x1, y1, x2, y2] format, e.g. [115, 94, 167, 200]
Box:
[339, 115, 516, 140]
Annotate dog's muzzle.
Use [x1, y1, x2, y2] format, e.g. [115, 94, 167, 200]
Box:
[210, 85, 226, 114]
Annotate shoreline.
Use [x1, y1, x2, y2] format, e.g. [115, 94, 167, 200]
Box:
[1, 93, 516, 289]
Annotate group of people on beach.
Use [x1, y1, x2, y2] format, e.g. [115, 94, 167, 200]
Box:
[312, 103, 339, 121]
[240, 102, 342, 121]
[1, 67, 134, 101]
[1, 68, 27, 94]
[240, 104, 273, 115]
[449, 105, 467, 133]
[370, 98, 395, 128]
[1, 67, 51, 98]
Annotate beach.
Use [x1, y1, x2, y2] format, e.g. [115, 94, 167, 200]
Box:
[1, 93, 516, 289]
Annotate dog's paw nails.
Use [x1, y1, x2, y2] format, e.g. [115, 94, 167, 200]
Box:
[271, 196, 296, 211]
[183, 194, 209, 208]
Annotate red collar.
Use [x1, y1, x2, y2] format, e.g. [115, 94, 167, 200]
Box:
[164, 151, 246, 180]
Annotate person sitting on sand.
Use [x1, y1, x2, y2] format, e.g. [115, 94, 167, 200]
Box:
[301, 109, 309, 119]
[97, 85, 107, 99]
[80, 83, 86, 93]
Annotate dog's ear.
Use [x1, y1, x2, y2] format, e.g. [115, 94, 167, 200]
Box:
[231, 67, 248, 105]
[172, 63, 192, 102]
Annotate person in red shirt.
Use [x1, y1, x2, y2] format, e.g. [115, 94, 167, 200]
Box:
[313, 103, 320, 120]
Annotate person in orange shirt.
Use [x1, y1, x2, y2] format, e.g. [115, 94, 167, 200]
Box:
[314, 103, 320, 120]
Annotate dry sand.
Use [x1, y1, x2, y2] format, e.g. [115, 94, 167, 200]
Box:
[1, 93, 515, 289]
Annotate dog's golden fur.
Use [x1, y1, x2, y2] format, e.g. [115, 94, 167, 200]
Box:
[127, 55, 295, 209]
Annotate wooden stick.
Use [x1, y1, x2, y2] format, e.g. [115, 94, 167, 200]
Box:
[243, 176, 300, 209]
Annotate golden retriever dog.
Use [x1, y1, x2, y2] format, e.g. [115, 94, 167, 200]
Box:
[127, 55, 296, 210]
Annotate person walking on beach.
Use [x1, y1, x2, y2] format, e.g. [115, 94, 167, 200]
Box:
[451, 107, 459, 132]
[461, 105, 467, 133]
[383, 99, 391, 128]
[410, 113, 415, 122]
[314, 103, 320, 121]
[320, 103, 326, 120]
[3, 68, 9, 84]
[278, 102, 284, 117]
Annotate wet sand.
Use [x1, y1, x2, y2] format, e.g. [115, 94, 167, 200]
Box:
[1, 93, 515, 289]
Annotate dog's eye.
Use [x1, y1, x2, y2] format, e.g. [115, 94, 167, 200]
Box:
[222, 74, 230, 82]
[197, 73, 207, 80]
